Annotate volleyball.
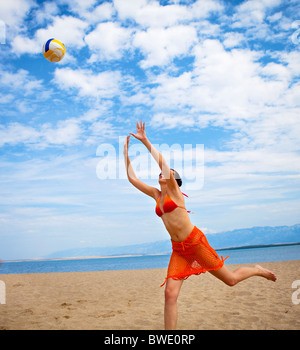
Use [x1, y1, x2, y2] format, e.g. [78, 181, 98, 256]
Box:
[42, 38, 66, 63]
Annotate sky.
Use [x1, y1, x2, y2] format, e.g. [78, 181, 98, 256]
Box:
[0, 0, 300, 260]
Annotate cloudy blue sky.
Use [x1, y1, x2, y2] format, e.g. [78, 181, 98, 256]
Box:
[0, 0, 299, 260]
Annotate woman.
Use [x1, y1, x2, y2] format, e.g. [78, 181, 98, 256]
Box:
[124, 121, 277, 330]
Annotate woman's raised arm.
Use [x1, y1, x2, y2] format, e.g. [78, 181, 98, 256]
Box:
[130, 121, 177, 189]
[123, 135, 159, 199]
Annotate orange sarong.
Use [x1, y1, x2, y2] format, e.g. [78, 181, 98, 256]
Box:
[161, 226, 229, 287]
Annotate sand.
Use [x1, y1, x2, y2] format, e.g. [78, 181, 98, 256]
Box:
[0, 260, 299, 330]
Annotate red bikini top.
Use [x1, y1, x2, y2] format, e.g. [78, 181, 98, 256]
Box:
[155, 193, 190, 217]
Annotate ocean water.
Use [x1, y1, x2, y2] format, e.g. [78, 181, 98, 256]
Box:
[0, 244, 299, 275]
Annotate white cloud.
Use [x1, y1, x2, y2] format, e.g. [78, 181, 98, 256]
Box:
[261, 61, 291, 80]
[145, 37, 300, 156]
[0, 93, 14, 104]
[235, 108, 300, 152]
[85, 119, 118, 146]
[0, 68, 43, 95]
[41, 119, 83, 146]
[133, 25, 197, 68]
[233, 0, 282, 28]
[11, 35, 41, 55]
[280, 51, 300, 76]
[0, 121, 81, 148]
[0, 123, 40, 147]
[267, 11, 282, 23]
[84, 2, 115, 24]
[170, 39, 288, 115]
[205, 148, 300, 176]
[53, 67, 122, 98]
[190, 0, 224, 18]
[0, 0, 35, 28]
[37, 15, 87, 48]
[114, 0, 223, 28]
[34, 2, 60, 25]
[148, 39, 265, 116]
[57, 0, 115, 23]
[150, 112, 195, 129]
[58, 0, 97, 17]
[0, 113, 118, 149]
[223, 32, 245, 48]
[230, 0, 285, 43]
[115, 0, 188, 27]
[85, 22, 132, 61]
[12, 15, 88, 56]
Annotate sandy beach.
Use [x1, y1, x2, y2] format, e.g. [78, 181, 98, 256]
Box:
[0, 260, 299, 330]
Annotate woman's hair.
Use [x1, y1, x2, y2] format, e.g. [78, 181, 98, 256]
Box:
[171, 169, 182, 187]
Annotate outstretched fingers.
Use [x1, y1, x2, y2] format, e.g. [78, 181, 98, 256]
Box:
[136, 120, 145, 130]
[130, 120, 147, 142]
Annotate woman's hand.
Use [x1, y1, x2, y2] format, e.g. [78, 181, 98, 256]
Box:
[130, 120, 147, 143]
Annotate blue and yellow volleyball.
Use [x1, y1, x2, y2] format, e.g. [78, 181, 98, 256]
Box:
[42, 38, 66, 63]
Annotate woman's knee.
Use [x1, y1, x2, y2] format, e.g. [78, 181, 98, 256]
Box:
[210, 267, 237, 287]
[165, 281, 181, 303]
[224, 276, 237, 287]
[165, 287, 178, 303]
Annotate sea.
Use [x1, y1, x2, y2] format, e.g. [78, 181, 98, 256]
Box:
[0, 244, 299, 275]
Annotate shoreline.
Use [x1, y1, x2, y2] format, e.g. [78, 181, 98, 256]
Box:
[0, 260, 299, 330]
[2, 254, 147, 263]
[2, 241, 300, 263]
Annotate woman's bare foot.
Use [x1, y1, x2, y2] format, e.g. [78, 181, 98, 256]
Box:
[255, 265, 277, 282]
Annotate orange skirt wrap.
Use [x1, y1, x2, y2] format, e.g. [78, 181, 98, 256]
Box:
[161, 226, 229, 287]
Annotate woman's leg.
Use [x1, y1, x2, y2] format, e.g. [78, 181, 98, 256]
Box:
[209, 264, 277, 286]
[164, 278, 184, 330]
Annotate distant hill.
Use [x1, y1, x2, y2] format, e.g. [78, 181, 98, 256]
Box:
[46, 224, 300, 259]
[46, 240, 172, 259]
[204, 224, 300, 249]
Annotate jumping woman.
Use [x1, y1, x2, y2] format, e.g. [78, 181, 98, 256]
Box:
[124, 121, 277, 330]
